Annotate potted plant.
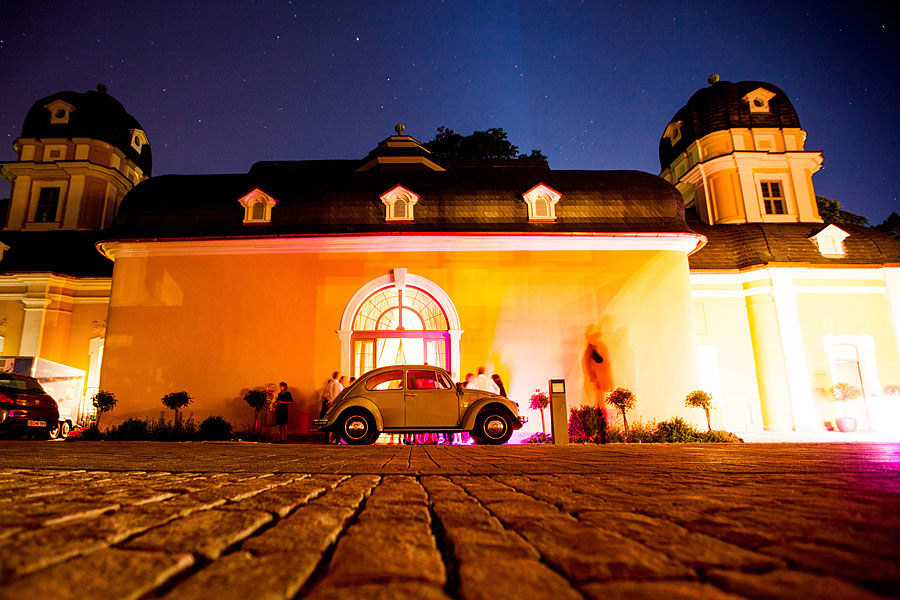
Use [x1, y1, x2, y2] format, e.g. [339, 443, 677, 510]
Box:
[605, 387, 636, 442]
[529, 390, 550, 434]
[684, 390, 714, 431]
[161, 390, 193, 425]
[243, 389, 268, 431]
[91, 389, 117, 431]
[829, 383, 861, 432]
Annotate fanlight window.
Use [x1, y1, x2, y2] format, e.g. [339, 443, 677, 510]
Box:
[351, 285, 450, 376]
[354, 287, 448, 331]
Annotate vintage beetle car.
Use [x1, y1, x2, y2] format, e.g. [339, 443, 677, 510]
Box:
[0, 372, 60, 439]
[314, 365, 526, 445]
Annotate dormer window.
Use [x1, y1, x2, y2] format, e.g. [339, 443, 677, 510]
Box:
[380, 184, 419, 222]
[663, 120, 683, 145]
[237, 188, 278, 224]
[44, 99, 76, 124]
[522, 183, 562, 222]
[742, 87, 777, 114]
[810, 224, 850, 257]
[129, 129, 149, 153]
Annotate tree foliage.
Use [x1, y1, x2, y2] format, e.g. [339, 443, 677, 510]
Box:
[244, 389, 268, 430]
[161, 391, 193, 412]
[424, 126, 548, 163]
[685, 390, 713, 431]
[876, 212, 900, 243]
[605, 387, 636, 441]
[816, 196, 868, 226]
[91, 389, 117, 429]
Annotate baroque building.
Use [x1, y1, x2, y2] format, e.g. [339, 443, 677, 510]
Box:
[2, 80, 898, 437]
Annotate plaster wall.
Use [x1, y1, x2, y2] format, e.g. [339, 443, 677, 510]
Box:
[100, 248, 702, 433]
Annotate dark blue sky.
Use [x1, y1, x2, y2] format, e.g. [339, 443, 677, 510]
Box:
[2, 1, 897, 222]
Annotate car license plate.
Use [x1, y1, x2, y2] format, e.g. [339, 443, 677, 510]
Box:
[27, 420, 46, 428]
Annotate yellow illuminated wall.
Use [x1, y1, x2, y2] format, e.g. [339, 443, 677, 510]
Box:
[100, 247, 703, 432]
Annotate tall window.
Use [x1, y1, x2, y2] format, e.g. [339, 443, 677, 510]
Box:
[760, 181, 785, 215]
[35, 187, 61, 222]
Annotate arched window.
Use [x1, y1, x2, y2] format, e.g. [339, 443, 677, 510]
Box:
[339, 269, 462, 380]
[251, 200, 267, 221]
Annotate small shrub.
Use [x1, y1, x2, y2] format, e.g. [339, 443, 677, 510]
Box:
[522, 432, 553, 444]
[569, 405, 604, 440]
[625, 419, 656, 444]
[148, 413, 198, 441]
[700, 429, 743, 443]
[654, 416, 701, 443]
[244, 389, 268, 430]
[107, 418, 150, 440]
[199, 416, 233, 441]
[74, 425, 105, 440]
[233, 426, 275, 443]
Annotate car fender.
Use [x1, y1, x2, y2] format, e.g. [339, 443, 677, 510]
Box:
[461, 396, 522, 430]
[327, 397, 384, 431]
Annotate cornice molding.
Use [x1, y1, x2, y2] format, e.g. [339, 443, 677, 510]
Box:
[99, 232, 707, 260]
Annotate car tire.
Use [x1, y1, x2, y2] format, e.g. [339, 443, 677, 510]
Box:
[46, 422, 60, 440]
[339, 410, 379, 445]
[472, 409, 513, 445]
[59, 421, 71, 439]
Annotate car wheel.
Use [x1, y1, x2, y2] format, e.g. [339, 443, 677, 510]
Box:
[472, 410, 513, 445]
[47, 422, 60, 440]
[59, 421, 71, 439]
[339, 410, 379, 445]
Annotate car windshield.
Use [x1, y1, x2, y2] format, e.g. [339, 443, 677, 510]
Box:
[365, 370, 403, 391]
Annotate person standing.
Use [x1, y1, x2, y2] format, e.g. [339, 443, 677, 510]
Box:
[275, 381, 293, 443]
[492, 374, 507, 398]
[470, 366, 500, 395]
[321, 371, 344, 444]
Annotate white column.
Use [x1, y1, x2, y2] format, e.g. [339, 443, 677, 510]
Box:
[884, 267, 900, 366]
[770, 269, 817, 430]
[337, 329, 352, 377]
[19, 298, 51, 356]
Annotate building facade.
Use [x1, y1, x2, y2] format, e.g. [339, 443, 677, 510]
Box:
[2, 80, 898, 437]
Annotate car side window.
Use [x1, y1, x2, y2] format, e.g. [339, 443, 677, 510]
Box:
[365, 370, 403, 391]
[408, 370, 452, 390]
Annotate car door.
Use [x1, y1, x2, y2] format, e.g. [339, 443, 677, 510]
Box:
[404, 369, 460, 428]
[362, 369, 405, 428]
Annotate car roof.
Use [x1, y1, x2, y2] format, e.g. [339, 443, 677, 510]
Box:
[361, 365, 449, 377]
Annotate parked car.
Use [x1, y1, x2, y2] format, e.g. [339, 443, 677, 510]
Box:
[314, 365, 526, 445]
[0, 372, 60, 439]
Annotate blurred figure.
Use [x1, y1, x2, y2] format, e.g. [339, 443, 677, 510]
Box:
[470, 366, 500, 394]
[462, 373, 474, 388]
[321, 371, 344, 444]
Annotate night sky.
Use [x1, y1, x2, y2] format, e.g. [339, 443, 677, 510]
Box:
[2, 1, 897, 223]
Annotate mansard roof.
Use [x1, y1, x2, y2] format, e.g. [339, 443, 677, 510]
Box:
[107, 161, 692, 239]
[687, 212, 900, 269]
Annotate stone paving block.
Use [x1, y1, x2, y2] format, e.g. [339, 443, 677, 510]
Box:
[460, 557, 584, 600]
[444, 526, 541, 561]
[483, 499, 563, 521]
[161, 551, 319, 600]
[579, 510, 785, 571]
[358, 503, 431, 523]
[324, 537, 446, 586]
[511, 517, 695, 583]
[123, 508, 272, 559]
[759, 541, 900, 593]
[0, 548, 194, 600]
[305, 581, 452, 600]
[0, 498, 120, 528]
[217, 480, 328, 517]
[242, 504, 356, 555]
[0, 527, 108, 582]
[706, 567, 885, 600]
[581, 580, 748, 600]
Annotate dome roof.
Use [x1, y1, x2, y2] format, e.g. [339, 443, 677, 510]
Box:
[659, 80, 801, 171]
[21, 88, 152, 175]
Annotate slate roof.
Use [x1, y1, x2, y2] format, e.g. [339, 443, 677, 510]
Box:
[0, 231, 113, 277]
[106, 161, 692, 239]
[659, 80, 802, 170]
[687, 211, 900, 269]
[21, 90, 152, 175]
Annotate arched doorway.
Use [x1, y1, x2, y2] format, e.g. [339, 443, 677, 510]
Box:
[339, 269, 462, 380]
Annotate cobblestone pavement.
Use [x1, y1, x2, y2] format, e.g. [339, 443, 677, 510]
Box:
[0, 442, 898, 599]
